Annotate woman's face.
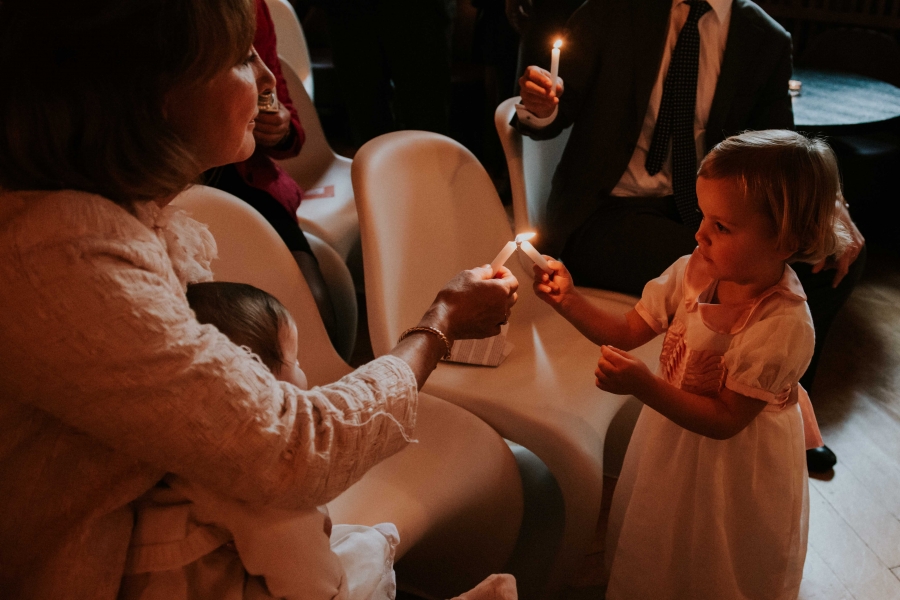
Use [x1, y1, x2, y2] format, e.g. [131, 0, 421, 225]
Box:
[165, 47, 276, 171]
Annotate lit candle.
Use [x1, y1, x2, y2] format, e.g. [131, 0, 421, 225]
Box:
[490, 241, 517, 275]
[514, 232, 535, 244]
[519, 240, 553, 273]
[550, 39, 562, 94]
[515, 232, 553, 273]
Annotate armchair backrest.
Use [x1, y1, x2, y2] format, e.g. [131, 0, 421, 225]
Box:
[494, 97, 572, 236]
[263, 0, 314, 100]
[276, 58, 335, 190]
[352, 131, 514, 356]
[171, 185, 351, 386]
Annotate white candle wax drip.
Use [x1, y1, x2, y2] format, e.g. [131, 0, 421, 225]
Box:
[518, 240, 553, 273]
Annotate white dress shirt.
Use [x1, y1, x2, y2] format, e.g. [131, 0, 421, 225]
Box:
[517, 0, 733, 197]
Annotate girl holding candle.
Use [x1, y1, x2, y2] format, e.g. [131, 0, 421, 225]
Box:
[531, 130, 847, 599]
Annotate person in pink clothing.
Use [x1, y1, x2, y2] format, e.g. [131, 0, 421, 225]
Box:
[531, 130, 850, 599]
[208, 0, 338, 339]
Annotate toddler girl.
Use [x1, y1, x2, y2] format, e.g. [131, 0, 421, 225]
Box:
[122, 281, 399, 600]
[533, 130, 849, 600]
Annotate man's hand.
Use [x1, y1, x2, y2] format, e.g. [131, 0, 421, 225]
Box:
[812, 201, 865, 288]
[518, 66, 564, 119]
[254, 101, 293, 148]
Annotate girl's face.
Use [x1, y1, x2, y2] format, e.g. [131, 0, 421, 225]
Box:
[694, 176, 792, 294]
[165, 46, 276, 172]
[277, 317, 308, 390]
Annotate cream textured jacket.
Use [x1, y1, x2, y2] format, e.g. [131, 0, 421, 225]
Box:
[0, 190, 417, 599]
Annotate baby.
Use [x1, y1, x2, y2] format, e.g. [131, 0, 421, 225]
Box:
[121, 282, 398, 600]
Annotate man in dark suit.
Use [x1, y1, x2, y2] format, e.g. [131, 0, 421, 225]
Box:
[515, 0, 866, 471]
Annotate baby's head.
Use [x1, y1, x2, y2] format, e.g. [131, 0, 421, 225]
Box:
[698, 129, 850, 264]
[186, 282, 308, 390]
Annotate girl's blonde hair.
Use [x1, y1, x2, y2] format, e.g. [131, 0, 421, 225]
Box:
[698, 129, 851, 264]
[0, 0, 255, 205]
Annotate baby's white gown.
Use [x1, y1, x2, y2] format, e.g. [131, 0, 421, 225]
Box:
[606, 251, 813, 600]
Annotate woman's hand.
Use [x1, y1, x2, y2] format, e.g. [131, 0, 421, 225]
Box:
[392, 266, 518, 388]
[420, 265, 519, 342]
[253, 101, 293, 148]
[595, 345, 654, 396]
[518, 66, 564, 119]
[533, 258, 577, 313]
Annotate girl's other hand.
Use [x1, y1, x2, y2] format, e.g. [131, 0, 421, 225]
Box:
[595, 345, 653, 396]
[533, 258, 575, 309]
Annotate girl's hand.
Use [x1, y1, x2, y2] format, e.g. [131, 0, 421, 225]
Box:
[595, 345, 654, 396]
[533, 258, 576, 311]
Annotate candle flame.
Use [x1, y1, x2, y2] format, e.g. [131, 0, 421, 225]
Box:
[515, 232, 537, 244]
[553, 39, 562, 49]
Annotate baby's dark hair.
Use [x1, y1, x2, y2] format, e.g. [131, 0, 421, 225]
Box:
[186, 282, 292, 375]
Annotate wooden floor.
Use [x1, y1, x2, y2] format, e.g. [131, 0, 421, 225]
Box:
[799, 247, 900, 599]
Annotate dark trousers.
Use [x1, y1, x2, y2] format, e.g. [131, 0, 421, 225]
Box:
[325, 0, 455, 146]
[561, 195, 866, 392]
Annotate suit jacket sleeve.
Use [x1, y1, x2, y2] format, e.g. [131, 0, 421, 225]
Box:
[745, 27, 794, 131]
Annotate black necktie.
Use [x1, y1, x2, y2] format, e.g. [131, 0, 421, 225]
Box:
[645, 0, 712, 230]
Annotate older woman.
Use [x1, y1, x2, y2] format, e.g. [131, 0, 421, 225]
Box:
[0, 1, 518, 598]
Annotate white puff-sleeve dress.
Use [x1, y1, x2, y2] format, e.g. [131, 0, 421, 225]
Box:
[605, 250, 816, 600]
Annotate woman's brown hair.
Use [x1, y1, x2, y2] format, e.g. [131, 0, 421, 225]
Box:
[698, 129, 850, 264]
[186, 282, 292, 375]
[0, 0, 255, 204]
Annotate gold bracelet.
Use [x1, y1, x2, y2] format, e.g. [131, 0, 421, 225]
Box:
[399, 326, 452, 360]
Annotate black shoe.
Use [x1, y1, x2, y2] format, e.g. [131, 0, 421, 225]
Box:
[806, 445, 837, 473]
